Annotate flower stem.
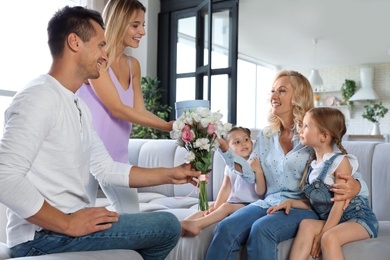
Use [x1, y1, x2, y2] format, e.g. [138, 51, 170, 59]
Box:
[199, 180, 209, 211]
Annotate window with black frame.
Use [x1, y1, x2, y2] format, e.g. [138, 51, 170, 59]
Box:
[159, 0, 277, 129]
[158, 0, 238, 124]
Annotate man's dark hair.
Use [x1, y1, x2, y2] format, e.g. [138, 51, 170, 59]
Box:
[47, 6, 104, 57]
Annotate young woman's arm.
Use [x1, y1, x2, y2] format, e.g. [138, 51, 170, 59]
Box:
[130, 58, 173, 131]
[88, 57, 172, 131]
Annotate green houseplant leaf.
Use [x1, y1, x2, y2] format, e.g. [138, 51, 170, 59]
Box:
[130, 76, 172, 139]
[341, 79, 357, 108]
[362, 101, 389, 123]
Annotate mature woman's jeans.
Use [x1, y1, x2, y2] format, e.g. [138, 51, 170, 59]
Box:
[10, 211, 181, 260]
[206, 204, 319, 260]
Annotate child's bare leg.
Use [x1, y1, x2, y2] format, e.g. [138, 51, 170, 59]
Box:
[180, 210, 206, 236]
[321, 222, 370, 260]
[184, 210, 206, 220]
[180, 203, 244, 236]
[289, 219, 325, 260]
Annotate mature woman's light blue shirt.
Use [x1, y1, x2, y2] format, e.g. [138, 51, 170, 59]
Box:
[220, 129, 368, 209]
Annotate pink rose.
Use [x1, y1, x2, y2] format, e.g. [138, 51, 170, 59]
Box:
[206, 124, 217, 135]
[182, 125, 194, 142]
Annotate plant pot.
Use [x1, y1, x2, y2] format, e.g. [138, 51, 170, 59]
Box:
[371, 122, 381, 135]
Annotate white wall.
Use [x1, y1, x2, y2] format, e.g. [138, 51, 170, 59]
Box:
[127, 0, 160, 78]
[306, 63, 390, 136]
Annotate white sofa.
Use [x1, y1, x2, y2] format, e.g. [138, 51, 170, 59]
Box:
[1, 139, 390, 259]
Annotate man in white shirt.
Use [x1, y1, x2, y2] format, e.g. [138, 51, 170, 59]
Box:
[0, 6, 201, 259]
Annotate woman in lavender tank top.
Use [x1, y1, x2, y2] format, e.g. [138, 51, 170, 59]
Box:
[76, 0, 173, 213]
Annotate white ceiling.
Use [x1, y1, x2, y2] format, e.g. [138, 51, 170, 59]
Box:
[238, 0, 390, 70]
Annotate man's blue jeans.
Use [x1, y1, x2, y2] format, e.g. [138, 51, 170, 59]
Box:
[10, 211, 181, 260]
[205, 204, 319, 260]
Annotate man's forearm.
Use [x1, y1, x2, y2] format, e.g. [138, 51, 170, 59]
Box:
[128, 166, 169, 188]
[26, 200, 70, 234]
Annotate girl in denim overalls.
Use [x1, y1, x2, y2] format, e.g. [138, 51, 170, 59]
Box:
[267, 107, 378, 260]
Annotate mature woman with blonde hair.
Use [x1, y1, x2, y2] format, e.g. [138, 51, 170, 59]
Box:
[77, 0, 173, 213]
[206, 70, 364, 260]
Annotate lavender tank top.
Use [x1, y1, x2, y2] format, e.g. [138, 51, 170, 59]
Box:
[77, 57, 134, 163]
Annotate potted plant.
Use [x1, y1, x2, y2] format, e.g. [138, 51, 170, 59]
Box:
[340, 79, 357, 108]
[362, 101, 389, 135]
[130, 76, 172, 139]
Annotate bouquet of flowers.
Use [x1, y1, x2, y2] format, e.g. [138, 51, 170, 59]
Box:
[170, 107, 232, 211]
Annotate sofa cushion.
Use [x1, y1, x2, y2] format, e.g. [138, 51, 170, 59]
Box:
[371, 143, 390, 221]
[0, 243, 10, 260]
[342, 141, 377, 205]
[140, 202, 169, 212]
[138, 191, 167, 203]
[147, 197, 198, 209]
[135, 140, 179, 197]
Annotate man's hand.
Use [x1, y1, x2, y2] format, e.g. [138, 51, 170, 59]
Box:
[26, 201, 119, 237]
[330, 172, 361, 210]
[169, 163, 204, 186]
[66, 207, 119, 236]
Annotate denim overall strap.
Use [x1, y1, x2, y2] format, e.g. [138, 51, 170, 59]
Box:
[306, 153, 342, 183]
[317, 153, 342, 181]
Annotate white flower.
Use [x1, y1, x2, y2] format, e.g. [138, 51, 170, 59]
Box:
[200, 117, 210, 128]
[192, 112, 202, 123]
[209, 111, 223, 123]
[196, 107, 210, 118]
[184, 113, 194, 125]
[224, 122, 233, 131]
[214, 122, 232, 137]
[221, 122, 233, 136]
[184, 151, 195, 163]
[170, 130, 180, 139]
[211, 140, 220, 151]
[172, 120, 185, 132]
[195, 138, 210, 151]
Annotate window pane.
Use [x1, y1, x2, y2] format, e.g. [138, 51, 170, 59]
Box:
[237, 59, 257, 128]
[203, 76, 209, 100]
[177, 17, 196, 73]
[204, 14, 209, 66]
[0, 0, 80, 91]
[0, 0, 80, 139]
[236, 59, 276, 129]
[210, 75, 228, 122]
[256, 66, 275, 129]
[212, 10, 229, 69]
[176, 77, 195, 101]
